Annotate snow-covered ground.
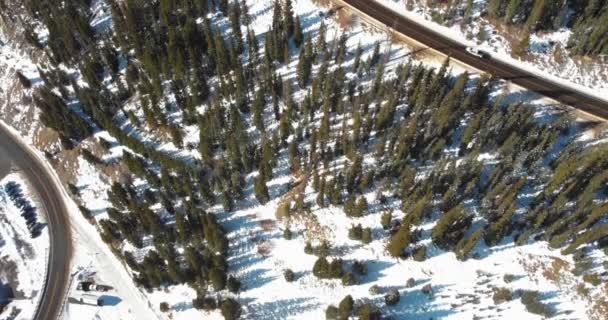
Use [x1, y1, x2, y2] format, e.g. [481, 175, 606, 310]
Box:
[1, 0, 607, 319]
[0, 173, 48, 320]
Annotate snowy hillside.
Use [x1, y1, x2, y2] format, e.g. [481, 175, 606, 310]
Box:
[0, 0, 607, 320]
[377, 0, 608, 97]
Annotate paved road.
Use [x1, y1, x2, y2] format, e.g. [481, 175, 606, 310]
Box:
[339, 0, 608, 120]
[0, 122, 72, 320]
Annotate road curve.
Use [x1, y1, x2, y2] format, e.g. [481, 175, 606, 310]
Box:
[0, 122, 72, 320]
[339, 0, 608, 120]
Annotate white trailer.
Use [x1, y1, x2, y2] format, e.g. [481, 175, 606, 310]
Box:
[78, 294, 103, 306]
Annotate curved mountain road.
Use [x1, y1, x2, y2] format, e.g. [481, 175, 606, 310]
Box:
[0, 122, 72, 320]
[338, 0, 608, 120]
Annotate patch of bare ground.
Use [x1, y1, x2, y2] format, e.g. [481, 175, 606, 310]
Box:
[520, 254, 608, 320]
[49, 144, 80, 184]
[274, 171, 331, 243]
[33, 127, 60, 151]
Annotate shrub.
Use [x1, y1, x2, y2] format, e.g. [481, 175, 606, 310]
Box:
[284, 269, 295, 282]
[283, 228, 293, 240]
[227, 275, 241, 293]
[412, 245, 427, 261]
[369, 284, 380, 295]
[313, 241, 331, 257]
[583, 273, 601, 286]
[341, 271, 358, 286]
[385, 288, 401, 306]
[348, 224, 363, 240]
[406, 277, 416, 288]
[220, 298, 241, 320]
[209, 268, 226, 291]
[381, 210, 392, 229]
[521, 291, 552, 317]
[329, 259, 344, 278]
[503, 274, 515, 283]
[362, 228, 372, 244]
[304, 242, 313, 254]
[192, 296, 216, 311]
[492, 287, 512, 304]
[313, 257, 330, 278]
[358, 302, 381, 320]
[192, 298, 205, 310]
[431, 205, 472, 250]
[388, 224, 413, 257]
[159, 302, 170, 312]
[325, 305, 338, 320]
[338, 295, 354, 319]
[422, 284, 433, 295]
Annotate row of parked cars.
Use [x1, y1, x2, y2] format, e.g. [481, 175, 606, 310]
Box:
[4, 181, 42, 238]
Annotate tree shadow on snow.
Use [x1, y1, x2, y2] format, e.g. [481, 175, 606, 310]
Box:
[238, 268, 277, 291]
[241, 296, 321, 320]
[100, 295, 122, 306]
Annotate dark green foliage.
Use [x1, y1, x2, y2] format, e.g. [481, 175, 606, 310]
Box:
[220, 298, 241, 320]
[388, 224, 413, 258]
[358, 303, 381, 320]
[385, 288, 400, 306]
[283, 228, 293, 240]
[209, 268, 226, 291]
[521, 291, 552, 317]
[493, 288, 512, 304]
[16, 0, 608, 313]
[432, 205, 473, 250]
[312, 256, 330, 278]
[369, 284, 380, 295]
[227, 275, 241, 293]
[284, 268, 295, 282]
[34, 86, 92, 142]
[412, 245, 427, 261]
[381, 210, 392, 229]
[338, 295, 353, 319]
[313, 257, 343, 279]
[160, 302, 170, 312]
[325, 305, 338, 320]
[304, 242, 313, 254]
[341, 271, 358, 286]
[192, 296, 217, 311]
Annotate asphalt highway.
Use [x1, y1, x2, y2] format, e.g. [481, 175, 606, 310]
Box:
[0, 122, 72, 320]
[340, 0, 608, 120]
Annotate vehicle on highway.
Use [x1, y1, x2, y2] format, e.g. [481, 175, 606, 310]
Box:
[466, 47, 491, 59]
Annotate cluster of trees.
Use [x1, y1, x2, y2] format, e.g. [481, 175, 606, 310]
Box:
[312, 257, 344, 279]
[413, 0, 608, 57]
[488, 0, 608, 56]
[15, 0, 608, 316]
[348, 224, 372, 244]
[325, 295, 381, 320]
